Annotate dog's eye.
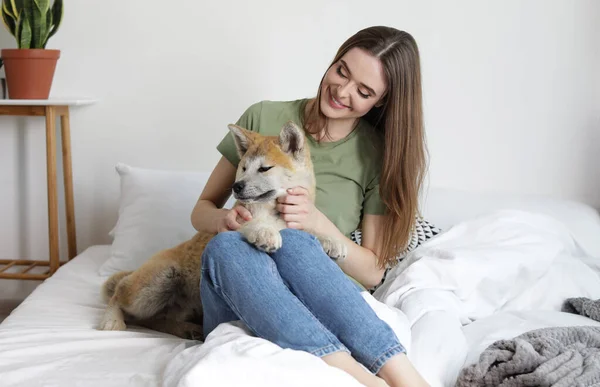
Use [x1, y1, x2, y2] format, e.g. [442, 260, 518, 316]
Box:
[242, 166, 246, 172]
[258, 166, 273, 173]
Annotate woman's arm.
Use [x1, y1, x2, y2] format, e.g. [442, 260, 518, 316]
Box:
[277, 187, 386, 288]
[191, 156, 252, 234]
[316, 212, 387, 289]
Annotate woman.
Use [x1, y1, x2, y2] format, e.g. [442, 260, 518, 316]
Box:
[191, 26, 429, 387]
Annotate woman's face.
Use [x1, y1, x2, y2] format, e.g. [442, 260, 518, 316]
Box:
[319, 47, 388, 121]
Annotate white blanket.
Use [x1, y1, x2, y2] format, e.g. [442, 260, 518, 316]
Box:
[163, 293, 412, 387]
[374, 209, 600, 386]
[163, 210, 600, 387]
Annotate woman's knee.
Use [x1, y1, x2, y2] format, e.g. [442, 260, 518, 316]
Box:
[275, 229, 325, 262]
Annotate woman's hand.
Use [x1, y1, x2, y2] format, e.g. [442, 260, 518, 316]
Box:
[276, 187, 322, 232]
[216, 205, 253, 233]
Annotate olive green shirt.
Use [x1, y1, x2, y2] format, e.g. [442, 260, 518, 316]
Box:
[217, 99, 386, 238]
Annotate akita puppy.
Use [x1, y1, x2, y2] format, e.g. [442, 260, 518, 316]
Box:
[99, 121, 347, 340]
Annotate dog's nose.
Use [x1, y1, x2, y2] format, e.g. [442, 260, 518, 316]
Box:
[232, 181, 245, 194]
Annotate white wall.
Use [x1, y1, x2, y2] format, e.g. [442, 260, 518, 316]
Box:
[1, 0, 599, 303]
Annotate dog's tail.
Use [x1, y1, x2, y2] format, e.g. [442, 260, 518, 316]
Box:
[102, 271, 133, 302]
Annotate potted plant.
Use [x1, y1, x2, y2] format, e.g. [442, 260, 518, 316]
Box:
[0, 0, 63, 99]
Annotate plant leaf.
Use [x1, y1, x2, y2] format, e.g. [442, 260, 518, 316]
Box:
[21, 17, 31, 49]
[10, 0, 23, 17]
[47, 0, 60, 39]
[14, 8, 20, 44]
[42, 1, 50, 47]
[20, 0, 37, 47]
[1, 2, 17, 36]
[18, 9, 32, 48]
[2, 0, 14, 17]
[33, 0, 47, 13]
[31, 0, 46, 48]
[21, 0, 31, 24]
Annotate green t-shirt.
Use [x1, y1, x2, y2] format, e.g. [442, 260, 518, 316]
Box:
[217, 99, 386, 238]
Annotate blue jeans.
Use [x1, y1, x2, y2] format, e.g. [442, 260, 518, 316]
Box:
[200, 228, 406, 374]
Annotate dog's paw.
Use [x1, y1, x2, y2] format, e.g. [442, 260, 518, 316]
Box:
[318, 236, 348, 261]
[99, 317, 127, 331]
[245, 226, 282, 253]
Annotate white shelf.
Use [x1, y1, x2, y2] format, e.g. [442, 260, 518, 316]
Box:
[0, 98, 97, 106]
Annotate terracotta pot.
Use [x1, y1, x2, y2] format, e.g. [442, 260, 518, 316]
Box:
[1, 49, 60, 99]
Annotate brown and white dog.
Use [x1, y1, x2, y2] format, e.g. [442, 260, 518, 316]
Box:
[98, 121, 347, 340]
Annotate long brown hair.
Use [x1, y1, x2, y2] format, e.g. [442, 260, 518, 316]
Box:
[304, 26, 428, 269]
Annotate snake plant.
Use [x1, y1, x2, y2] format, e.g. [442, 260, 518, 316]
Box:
[1, 0, 63, 49]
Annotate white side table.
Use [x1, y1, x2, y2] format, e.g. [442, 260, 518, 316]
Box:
[0, 98, 96, 280]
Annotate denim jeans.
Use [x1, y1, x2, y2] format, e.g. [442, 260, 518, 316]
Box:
[200, 228, 406, 374]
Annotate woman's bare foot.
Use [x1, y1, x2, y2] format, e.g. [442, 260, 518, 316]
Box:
[322, 351, 389, 386]
[377, 353, 429, 387]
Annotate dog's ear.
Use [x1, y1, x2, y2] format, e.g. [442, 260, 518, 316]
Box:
[279, 121, 305, 159]
[228, 124, 253, 157]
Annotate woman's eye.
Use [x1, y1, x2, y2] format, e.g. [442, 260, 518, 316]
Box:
[258, 166, 273, 173]
[336, 65, 347, 78]
[358, 90, 370, 99]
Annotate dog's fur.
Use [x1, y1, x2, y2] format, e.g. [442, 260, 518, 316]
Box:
[98, 121, 347, 340]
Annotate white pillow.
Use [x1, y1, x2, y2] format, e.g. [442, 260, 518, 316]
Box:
[99, 163, 232, 277]
[421, 186, 600, 258]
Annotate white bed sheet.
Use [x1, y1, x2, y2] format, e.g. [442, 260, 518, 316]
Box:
[0, 245, 191, 387]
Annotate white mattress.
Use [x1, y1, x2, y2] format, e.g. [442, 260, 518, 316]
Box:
[0, 245, 191, 387]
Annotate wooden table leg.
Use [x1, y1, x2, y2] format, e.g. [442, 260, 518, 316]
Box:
[60, 107, 77, 260]
[45, 106, 60, 274]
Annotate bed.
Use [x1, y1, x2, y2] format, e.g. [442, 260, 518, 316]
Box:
[1, 163, 599, 387]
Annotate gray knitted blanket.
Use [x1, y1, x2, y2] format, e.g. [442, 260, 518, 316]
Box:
[563, 297, 600, 322]
[455, 298, 600, 387]
[455, 325, 600, 386]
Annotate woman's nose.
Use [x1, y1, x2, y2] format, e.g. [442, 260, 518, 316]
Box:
[337, 81, 352, 100]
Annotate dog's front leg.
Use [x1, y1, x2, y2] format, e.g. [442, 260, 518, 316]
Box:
[239, 218, 283, 253]
[314, 234, 348, 262]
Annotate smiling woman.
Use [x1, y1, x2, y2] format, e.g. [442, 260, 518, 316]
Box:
[303, 27, 427, 273]
[191, 26, 429, 387]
